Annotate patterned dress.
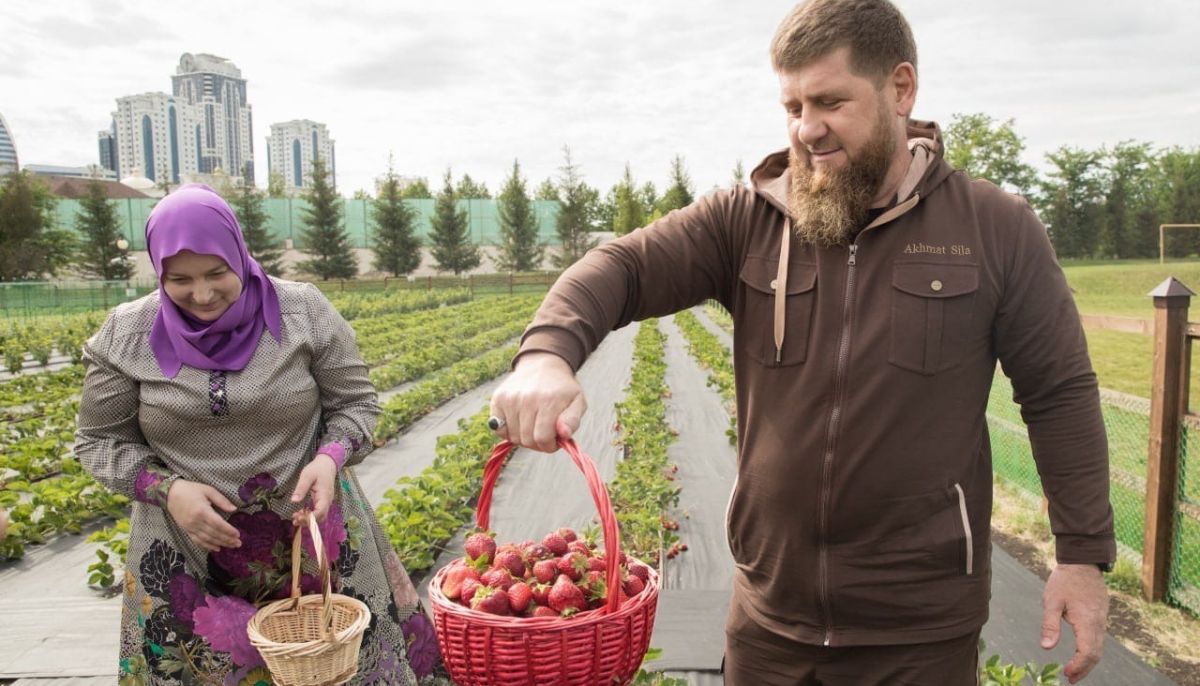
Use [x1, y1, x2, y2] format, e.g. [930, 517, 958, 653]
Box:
[75, 279, 449, 685]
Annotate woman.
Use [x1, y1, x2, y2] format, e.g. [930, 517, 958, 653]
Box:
[75, 184, 446, 685]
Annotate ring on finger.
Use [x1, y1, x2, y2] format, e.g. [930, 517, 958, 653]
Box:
[487, 415, 507, 431]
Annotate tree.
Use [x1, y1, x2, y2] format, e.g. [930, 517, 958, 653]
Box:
[534, 178, 560, 202]
[551, 147, 600, 269]
[429, 170, 481, 274]
[267, 172, 287, 199]
[1038, 146, 1106, 258]
[656, 155, 694, 214]
[456, 174, 491, 199]
[1154, 147, 1200, 258]
[944, 113, 1037, 197]
[399, 178, 433, 199]
[231, 166, 284, 276]
[352, 189, 372, 200]
[296, 158, 357, 280]
[638, 181, 658, 217]
[370, 161, 422, 277]
[612, 163, 646, 236]
[732, 159, 746, 187]
[495, 160, 544, 272]
[1100, 142, 1157, 259]
[75, 178, 134, 280]
[0, 171, 74, 281]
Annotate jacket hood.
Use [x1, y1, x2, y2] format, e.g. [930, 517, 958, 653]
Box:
[750, 118, 954, 217]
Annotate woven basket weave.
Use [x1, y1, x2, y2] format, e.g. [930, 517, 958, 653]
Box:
[247, 511, 372, 686]
[428, 438, 660, 685]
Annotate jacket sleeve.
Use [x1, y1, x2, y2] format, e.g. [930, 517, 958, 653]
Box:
[993, 201, 1115, 566]
[74, 312, 176, 508]
[518, 187, 746, 370]
[307, 284, 381, 469]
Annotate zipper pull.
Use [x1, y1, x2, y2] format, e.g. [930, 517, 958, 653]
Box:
[848, 244, 858, 266]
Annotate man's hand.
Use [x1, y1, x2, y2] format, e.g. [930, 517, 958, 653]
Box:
[1041, 563, 1109, 684]
[291, 454, 338, 525]
[490, 352, 587, 453]
[166, 479, 241, 552]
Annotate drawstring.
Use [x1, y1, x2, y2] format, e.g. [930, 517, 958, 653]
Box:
[774, 221, 792, 363]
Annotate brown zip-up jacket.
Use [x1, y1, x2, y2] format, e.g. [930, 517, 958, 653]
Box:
[517, 120, 1115, 647]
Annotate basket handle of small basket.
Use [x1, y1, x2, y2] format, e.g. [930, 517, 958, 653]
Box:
[476, 438, 624, 615]
[289, 510, 337, 642]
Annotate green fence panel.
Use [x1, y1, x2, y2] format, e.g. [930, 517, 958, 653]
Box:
[49, 198, 561, 249]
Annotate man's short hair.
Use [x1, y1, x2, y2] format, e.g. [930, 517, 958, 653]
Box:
[770, 0, 917, 84]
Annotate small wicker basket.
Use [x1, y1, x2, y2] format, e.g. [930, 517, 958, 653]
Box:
[247, 511, 371, 686]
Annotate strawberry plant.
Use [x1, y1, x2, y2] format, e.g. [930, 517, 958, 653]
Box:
[675, 309, 737, 443]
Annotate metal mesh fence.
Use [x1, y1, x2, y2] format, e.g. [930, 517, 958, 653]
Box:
[988, 370, 1200, 615]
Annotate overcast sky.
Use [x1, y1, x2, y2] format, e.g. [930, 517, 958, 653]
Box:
[2, 0, 1197, 196]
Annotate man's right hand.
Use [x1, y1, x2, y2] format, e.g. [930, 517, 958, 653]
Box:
[166, 479, 241, 552]
[490, 352, 588, 453]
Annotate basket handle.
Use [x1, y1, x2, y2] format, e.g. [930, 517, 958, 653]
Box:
[476, 439, 624, 615]
[289, 510, 337, 642]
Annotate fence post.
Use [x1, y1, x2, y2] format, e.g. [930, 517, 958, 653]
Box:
[509, 272, 514, 295]
[1144, 277, 1193, 601]
[468, 274, 475, 297]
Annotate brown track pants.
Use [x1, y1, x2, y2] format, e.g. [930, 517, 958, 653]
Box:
[723, 602, 981, 685]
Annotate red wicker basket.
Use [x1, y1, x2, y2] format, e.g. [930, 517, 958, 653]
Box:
[428, 438, 660, 685]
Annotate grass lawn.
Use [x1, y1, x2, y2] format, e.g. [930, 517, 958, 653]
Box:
[1063, 259, 1200, 319]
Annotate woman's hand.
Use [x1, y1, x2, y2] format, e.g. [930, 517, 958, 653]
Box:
[291, 454, 338, 525]
[165, 479, 241, 552]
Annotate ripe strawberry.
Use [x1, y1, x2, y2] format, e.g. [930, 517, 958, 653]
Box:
[494, 549, 526, 578]
[533, 559, 558, 584]
[548, 574, 587, 615]
[460, 578, 482, 605]
[517, 539, 535, 549]
[441, 565, 481, 600]
[568, 540, 591, 556]
[627, 562, 650, 582]
[464, 533, 497, 566]
[556, 527, 578, 543]
[530, 582, 552, 606]
[586, 556, 606, 573]
[480, 568, 515, 590]
[623, 575, 645, 597]
[471, 586, 512, 615]
[582, 571, 608, 603]
[541, 533, 569, 556]
[557, 552, 588, 581]
[533, 605, 560, 618]
[508, 581, 533, 613]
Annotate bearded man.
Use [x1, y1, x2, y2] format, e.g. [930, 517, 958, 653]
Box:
[488, 0, 1114, 683]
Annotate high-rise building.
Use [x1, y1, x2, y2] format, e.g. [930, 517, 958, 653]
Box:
[0, 113, 19, 174]
[98, 123, 118, 177]
[105, 53, 254, 186]
[172, 53, 254, 180]
[112, 92, 185, 184]
[266, 120, 335, 195]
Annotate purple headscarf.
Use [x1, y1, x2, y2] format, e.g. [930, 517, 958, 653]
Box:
[145, 184, 282, 378]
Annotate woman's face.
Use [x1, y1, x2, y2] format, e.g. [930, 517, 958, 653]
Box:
[161, 250, 243, 322]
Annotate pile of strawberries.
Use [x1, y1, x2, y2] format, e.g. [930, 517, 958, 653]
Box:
[440, 527, 652, 618]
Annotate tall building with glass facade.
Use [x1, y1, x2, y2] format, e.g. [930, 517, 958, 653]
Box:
[0, 113, 19, 175]
[171, 53, 254, 180]
[266, 120, 335, 195]
[106, 53, 254, 185]
[112, 92, 184, 184]
[98, 123, 118, 177]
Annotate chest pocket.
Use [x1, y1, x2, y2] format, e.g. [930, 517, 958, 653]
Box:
[889, 263, 979, 375]
[737, 255, 817, 367]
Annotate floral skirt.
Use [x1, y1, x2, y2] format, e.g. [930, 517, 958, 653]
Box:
[116, 471, 449, 685]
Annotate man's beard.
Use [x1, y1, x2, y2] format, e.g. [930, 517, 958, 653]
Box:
[788, 109, 897, 246]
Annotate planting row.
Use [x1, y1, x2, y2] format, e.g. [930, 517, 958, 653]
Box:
[608, 319, 685, 565]
[325, 288, 470, 321]
[674, 309, 737, 443]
